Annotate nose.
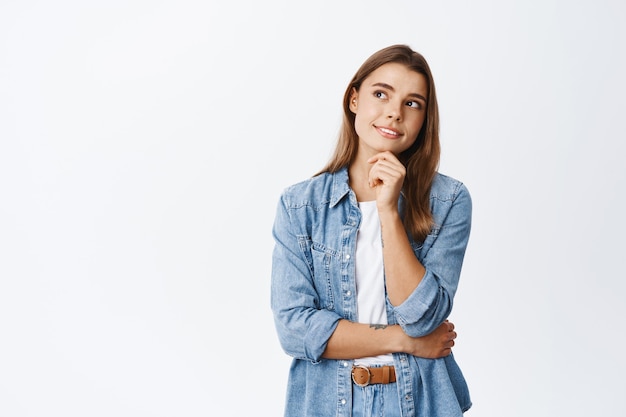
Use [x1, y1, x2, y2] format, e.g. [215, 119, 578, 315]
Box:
[387, 101, 402, 121]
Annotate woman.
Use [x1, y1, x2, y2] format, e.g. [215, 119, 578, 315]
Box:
[271, 44, 472, 417]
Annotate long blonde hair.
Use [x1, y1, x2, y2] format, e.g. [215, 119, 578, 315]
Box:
[317, 44, 440, 242]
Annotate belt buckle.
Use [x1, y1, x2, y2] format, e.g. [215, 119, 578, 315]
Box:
[351, 365, 371, 387]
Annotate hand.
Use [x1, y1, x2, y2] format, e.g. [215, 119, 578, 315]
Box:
[403, 320, 457, 359]
[367, 151, 405, 213]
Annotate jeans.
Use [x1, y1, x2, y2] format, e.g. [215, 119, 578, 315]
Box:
[352, 381, 401, 417]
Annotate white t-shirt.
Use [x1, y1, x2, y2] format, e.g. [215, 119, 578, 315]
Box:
[354, 201, 394, 366]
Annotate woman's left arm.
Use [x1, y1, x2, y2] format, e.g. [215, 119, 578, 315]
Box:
[383, 186, 471, 337]
[369, 152, 472, 338]
[378, 206, 425, 306]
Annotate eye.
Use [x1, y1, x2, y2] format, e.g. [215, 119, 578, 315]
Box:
[374, 90, 388, 100]
[406, 100, 423, 109]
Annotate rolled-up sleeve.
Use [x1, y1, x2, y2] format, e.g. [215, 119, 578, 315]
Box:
[270, 195, 342, 362]
[393, 183, 472, 337]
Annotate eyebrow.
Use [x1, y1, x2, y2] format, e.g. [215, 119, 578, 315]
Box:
[371, 82, 427, 103]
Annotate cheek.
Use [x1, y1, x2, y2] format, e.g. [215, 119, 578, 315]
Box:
[353, 112, 369, 135]
[408, 115, 426, 135]
[354, 104, 379, 125]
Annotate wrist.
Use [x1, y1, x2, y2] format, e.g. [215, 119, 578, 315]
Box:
[377, 206, 401, 223]
[388, 324, 409, 353]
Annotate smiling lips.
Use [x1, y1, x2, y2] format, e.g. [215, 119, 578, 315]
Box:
[375, 125, 402, 139]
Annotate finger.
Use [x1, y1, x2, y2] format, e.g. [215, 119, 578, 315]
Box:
[368, 167, 403, 188]
[371, 156, 404, 171]
[369, 161, 405, 181]
[367, 151, 398, 164]
[368, 169, 401, 187]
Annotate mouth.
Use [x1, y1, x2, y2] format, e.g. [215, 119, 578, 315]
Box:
[375, 125, 402, 139]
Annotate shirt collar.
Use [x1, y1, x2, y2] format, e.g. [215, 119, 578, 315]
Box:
[328, 166, 408, 210]
[329, 166, 351, 208]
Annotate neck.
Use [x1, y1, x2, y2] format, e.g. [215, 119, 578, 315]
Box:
[348, 157, 376, 202]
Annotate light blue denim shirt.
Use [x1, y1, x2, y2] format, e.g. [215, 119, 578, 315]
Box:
[271, 167, 472, 417]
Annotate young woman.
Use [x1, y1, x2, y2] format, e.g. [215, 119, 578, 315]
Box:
[271, 44, 472, 417]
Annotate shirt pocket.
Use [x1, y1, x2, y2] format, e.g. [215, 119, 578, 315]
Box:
[310, 241, 337, 311]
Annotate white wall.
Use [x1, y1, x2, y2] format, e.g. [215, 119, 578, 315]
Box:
[1, 1, 625, 415]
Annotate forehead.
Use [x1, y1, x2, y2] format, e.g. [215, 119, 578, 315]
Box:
[363, 63, 427, 96]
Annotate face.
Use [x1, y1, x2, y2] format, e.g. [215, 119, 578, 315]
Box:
[350, 63, 427, 157]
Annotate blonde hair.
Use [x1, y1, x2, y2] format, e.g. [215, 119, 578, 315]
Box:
[317, 44, 440, 242]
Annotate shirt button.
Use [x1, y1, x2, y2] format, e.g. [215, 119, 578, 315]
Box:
[342, 361, 349, 367]
[345, 254, 350, 260]
[341, 399, 347, 405]
[345, 290, 351, 296]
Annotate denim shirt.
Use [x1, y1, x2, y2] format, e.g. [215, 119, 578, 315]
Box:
[271, 167, 472, 417]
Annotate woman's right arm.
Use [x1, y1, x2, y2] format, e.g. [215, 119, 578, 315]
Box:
[323, 320, 457, 360]
[271, 195, 344, 362]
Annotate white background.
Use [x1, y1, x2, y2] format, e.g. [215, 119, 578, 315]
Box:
[1, 1, 625, 416]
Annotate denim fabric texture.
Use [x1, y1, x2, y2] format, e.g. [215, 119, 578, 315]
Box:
[271, 167, 472, 417]
[353, 380, 402, 417]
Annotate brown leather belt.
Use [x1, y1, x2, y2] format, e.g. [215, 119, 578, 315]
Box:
[351, 365, 396, 387]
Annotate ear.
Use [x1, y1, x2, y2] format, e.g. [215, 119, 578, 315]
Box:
[349, 87, 358, 113]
